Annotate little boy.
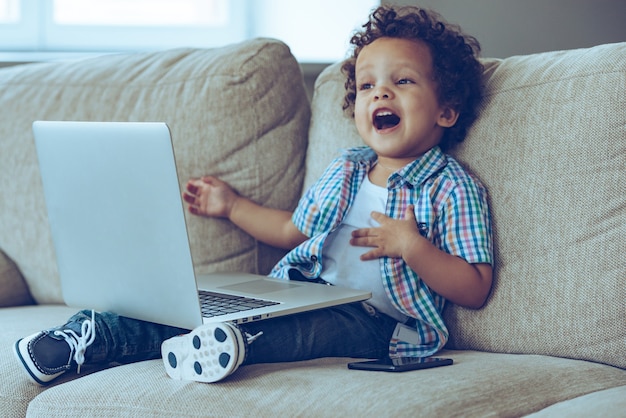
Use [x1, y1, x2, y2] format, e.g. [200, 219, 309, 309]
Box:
[14, 5, 492, 385]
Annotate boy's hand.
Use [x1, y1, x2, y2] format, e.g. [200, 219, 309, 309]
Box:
[183, 176, 239, 219]
[352, 205, 493, 309]
[183, 175, 305, 250]
[350, 205, 423, 260]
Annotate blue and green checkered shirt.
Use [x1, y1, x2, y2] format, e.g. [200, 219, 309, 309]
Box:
[270, 145, 493, 357]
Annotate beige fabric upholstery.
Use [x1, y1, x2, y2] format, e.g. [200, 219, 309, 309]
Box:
[306, 43, 626, 370]
[0, 305, 83, 418]
[24, 346, 626, 417]
[445, 44, 626, 370]
[0, 39, 624, 417]
[0, 249, 33, 307]
[0, 39, 310, 304]
[527, 385, 626, 417]
[4, 306, 625, 417]
[304, 62, 362, 191]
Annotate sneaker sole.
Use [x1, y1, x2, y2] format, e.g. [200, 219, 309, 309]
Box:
[13, 334, 65, 386]
[161, 322, 244, 383]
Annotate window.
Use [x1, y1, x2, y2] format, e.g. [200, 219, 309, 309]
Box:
[0, 0, 379, 62]
[252, 1, 379, 62]
[52, 0, 229, 26]
[0, 0, 246, 51]
[0, 0, 19, 22]
[0, 0, 38, 47]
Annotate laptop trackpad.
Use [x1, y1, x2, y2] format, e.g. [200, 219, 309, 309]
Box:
[219, 279, 301, 295]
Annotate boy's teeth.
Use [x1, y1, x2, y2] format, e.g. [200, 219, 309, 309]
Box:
[373, 111, 400, 130]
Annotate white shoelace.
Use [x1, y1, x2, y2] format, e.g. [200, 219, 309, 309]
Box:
[53, 310, 96, 374]
[245, 331, 263, 344]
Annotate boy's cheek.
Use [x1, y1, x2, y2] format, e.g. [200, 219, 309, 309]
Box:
[354, 97, 368, 118]
[353, 105, 371, 136]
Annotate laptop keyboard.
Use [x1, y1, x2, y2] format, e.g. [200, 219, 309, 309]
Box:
[198, 290, 280, 318]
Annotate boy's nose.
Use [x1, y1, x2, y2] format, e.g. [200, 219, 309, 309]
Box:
[374, 86, 393, 100]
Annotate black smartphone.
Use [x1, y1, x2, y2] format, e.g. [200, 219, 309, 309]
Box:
[347, 357, 453, 372]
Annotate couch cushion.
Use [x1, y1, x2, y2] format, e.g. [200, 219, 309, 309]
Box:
[24, 350, 626, 417]
[526, 385, 626, 418]
[0, 249, 33, 307]
[0, 38, 310, 304]
[444, 42, 626, 370]
[0, 305, 89, 418]
[306, 42, 626, 370]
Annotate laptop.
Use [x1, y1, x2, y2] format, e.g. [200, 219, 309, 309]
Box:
[32, 121, 371, 330]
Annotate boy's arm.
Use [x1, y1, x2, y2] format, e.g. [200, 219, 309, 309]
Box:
[350, 205, 492, 309]
[398, 228, 492, 309]
[184, 176, 307, 250]
[227, 195, 308, 250]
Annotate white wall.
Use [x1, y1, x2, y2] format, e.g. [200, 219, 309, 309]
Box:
[384, 0, 626, 58]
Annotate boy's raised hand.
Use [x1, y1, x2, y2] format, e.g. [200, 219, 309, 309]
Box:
[183, 176, 239, 219]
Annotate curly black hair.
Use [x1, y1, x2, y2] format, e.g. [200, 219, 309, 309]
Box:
[341, 5, 483, 151]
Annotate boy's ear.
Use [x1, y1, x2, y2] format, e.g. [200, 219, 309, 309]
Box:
[437, 107, 459, 128]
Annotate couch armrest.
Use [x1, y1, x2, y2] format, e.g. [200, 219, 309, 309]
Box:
[0, 249, 34, 307]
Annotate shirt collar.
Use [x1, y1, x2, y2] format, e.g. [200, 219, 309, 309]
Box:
[342, 146, 378, 165]
[396, 146, 448, 188]
[342, 146, 448, 188]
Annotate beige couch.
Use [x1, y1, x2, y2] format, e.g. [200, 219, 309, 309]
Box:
[0, 37, 624, 417]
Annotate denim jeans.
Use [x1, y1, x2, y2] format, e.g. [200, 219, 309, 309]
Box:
[68, 302, 398, 367]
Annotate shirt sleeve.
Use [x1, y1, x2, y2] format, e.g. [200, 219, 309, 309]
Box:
[438, 177, 493, 265]
[292, 157, 345, 238]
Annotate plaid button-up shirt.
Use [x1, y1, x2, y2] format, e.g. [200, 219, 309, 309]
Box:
[270, 146, 493, 357]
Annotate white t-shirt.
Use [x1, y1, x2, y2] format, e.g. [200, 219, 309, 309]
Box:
[322, 174, 409, 323]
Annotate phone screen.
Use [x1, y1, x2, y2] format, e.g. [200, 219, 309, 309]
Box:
[347, 357, 453, 372]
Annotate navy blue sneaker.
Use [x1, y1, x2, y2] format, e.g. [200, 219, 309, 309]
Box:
[14, 311, 96, 385]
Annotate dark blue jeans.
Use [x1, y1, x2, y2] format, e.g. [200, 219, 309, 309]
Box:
[69, 302, 398, 367]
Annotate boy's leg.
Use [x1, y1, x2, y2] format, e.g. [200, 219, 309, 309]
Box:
[14, 309, 187, 385]
[81, 310, 188, 364]
[240, 302, 398, 364]
[161, 302, 399, 383]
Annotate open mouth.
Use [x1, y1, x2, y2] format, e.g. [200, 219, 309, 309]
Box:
[373, 110, 401, 130]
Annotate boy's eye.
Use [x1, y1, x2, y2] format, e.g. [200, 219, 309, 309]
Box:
[397, 78, 413, 85]
[359, 83, 373, 90]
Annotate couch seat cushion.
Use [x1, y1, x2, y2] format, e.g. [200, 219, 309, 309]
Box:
[527, 385, 626, 417]
[0, 305, 91, 418]
[24, 349, 626, 417]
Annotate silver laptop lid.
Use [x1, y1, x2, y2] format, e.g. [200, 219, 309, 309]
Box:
[33, 121, 204, 328]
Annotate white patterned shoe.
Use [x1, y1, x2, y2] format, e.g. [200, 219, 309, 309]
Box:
[161, 322, 246, 383]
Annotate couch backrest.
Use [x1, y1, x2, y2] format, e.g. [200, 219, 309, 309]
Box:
[0, 38, 310, 304]
[306, 42, 626, 369]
